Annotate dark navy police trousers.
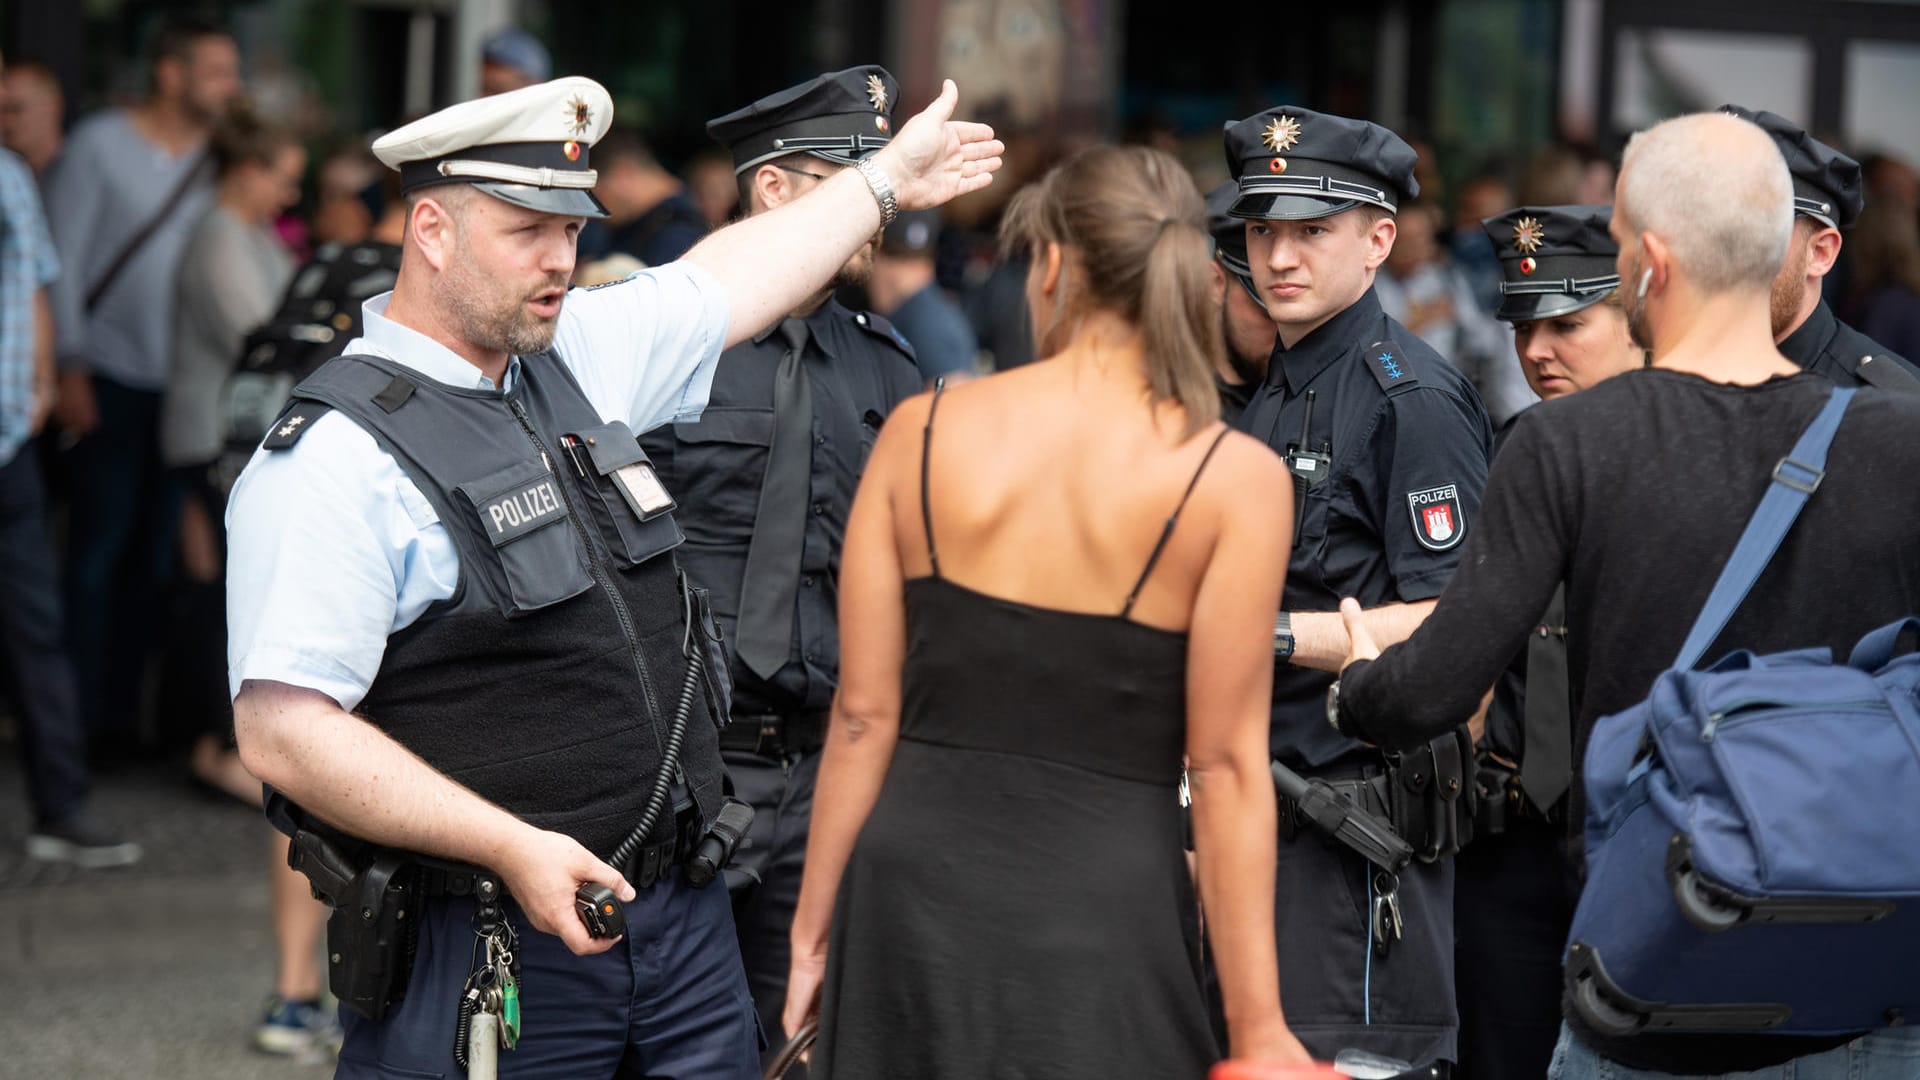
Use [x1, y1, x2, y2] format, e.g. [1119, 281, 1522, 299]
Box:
[337, 867, 761, 1079]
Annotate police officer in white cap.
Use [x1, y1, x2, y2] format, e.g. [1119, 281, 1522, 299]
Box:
[224, 74, 1000, 1078]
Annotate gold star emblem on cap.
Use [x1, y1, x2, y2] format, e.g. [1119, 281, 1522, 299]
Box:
[1513, 216, 1546, 254]
[564, 94, 593, 138]
[866, 74, 889, 113]
[1263, 115, 1302, 154]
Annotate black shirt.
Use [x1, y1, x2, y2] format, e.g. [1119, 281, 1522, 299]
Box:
[1779, 298, 1920, 388]
[642, 299, 921, 715]
[1340, 368, 1920, 1072]
[1215, 373, 1255, 428]
[1236, 286, 1493, 768]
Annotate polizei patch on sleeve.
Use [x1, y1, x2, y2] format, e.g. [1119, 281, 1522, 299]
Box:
[481, 479, 567, 545]
[1407, 484, 1465, 551]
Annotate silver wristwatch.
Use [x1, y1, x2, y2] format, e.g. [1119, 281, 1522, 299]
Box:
[854, 157, 899, 228]
[1325, 680, 1342, 733]
[1273, 611, 1295, 660]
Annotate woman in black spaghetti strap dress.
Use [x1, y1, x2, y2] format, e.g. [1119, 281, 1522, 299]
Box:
[783, 146, 1313, 1078]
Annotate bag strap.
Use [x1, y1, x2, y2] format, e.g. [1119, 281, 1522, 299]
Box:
[1672, 386, 1856, 671]
[1848, 617, 1920, 671]
[84, 149, 210, 314]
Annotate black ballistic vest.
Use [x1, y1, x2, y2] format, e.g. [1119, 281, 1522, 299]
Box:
[281, 351, 725, 858]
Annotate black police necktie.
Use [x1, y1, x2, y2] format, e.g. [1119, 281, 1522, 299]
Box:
[1519, 584, 1573, 815]
[736, 317, 814, 680]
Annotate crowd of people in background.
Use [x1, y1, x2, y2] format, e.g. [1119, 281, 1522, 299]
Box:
[5, 11, 1920, 1073]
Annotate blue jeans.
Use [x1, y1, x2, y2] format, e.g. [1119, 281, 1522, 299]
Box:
[0, 441, 90, 824]
[337, 867, 761, 1079]
[1547, 1023, 1920, 1080]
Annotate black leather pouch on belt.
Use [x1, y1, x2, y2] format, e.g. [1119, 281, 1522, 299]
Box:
[287, 828, 422, 1021]
[1385, 725, 1479, 861]
[326, 852, 423, 1021]
[1472, 752, 1516, 837]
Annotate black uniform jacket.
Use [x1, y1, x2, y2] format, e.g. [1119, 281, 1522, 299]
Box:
[643, 298, 921, 716]
[1237, 287, 1493, 770]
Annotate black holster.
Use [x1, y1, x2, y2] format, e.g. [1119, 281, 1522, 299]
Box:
[1383, 726, 1479, 862]
[287, 825, 422, 1021]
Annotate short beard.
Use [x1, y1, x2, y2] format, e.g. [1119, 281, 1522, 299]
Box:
[1219, 304, 1268, 386]
[1622, 253, 1652, 352]
[1769, 241, 1812, 340]
[834, 235, 878, 289]
[439, 231, 567, 356]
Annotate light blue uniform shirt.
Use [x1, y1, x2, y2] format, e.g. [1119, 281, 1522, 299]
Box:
[225, 262, 730, 710]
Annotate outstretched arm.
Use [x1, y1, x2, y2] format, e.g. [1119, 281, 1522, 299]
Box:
[684, 81, 1003, 348]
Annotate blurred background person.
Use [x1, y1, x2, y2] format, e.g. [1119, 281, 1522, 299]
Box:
[865, 208, 980, 383]
[686, 146, 742, 227]
[478, 26, 549, 96]
[1845, 198, 1920, 363]
[157, 104, 333, 1056]
[1204, 180, 1273, 425]
[1, 49, 141, 870]
[1450, 171, 1516, 310]
[582, 128, 709, 267]
[1378, 199, 1534, 425]
[163, 100, 303, 781]
[1, 58, 64, 179]
[43, 15, 240, 758]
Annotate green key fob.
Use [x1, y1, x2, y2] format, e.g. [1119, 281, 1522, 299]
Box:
[501, 975, 521, 1049]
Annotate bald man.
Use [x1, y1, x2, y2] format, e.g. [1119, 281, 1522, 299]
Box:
[1328, 111, 1920, 1080]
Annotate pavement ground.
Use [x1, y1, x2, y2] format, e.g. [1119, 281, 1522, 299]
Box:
[0, 752, 330, 1079]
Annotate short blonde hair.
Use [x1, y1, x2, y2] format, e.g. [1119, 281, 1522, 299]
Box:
[1618, 113, 1792, 294]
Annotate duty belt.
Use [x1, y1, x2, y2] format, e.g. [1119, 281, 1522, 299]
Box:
[414, 815, 699, 899]
[718, 710, 827, 758]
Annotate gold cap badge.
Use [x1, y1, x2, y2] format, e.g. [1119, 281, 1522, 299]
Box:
[866, 74, 889, 113]
[1512, 216, 1545, 255]
[1262, 115, 1302, 154]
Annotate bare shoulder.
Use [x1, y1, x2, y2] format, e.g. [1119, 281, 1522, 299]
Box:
[1191, 427, 1293, 530]
[1208, 427, 1291, 491]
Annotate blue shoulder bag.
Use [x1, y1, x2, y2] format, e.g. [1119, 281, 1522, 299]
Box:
[1566, 385, 1920, 1037]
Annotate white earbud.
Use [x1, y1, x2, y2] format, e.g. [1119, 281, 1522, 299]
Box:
[1637, 267, 1653, 300]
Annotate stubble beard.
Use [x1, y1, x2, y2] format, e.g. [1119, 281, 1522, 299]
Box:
[1769, 243, 1811, 341]
[440, 239, 566, 357]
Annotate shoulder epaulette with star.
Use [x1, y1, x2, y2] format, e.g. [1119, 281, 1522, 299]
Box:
[1363, 339, 1421, 396]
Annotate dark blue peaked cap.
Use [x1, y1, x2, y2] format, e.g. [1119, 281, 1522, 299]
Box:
[708, 66, 899, 175]
[1719, 104, 1864, 230]
[1481, 204, 1620, 323]
[1223, 106, 1419, 220]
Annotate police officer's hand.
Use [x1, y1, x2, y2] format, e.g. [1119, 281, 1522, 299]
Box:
[872, 79, 1005, 212]
[495, 827, 635, 956]
[1338, 596, 1382, 671]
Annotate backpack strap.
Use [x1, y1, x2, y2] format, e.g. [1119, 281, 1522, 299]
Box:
[1672, 386, 1856, 671]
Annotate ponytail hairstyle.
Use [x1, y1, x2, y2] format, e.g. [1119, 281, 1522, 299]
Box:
[1000, 144, 1224, 435]
[209, 97, 297, 180]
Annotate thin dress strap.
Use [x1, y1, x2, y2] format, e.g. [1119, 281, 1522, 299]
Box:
[920, 378, 948, 577]
[1121, 426, 1233, 618]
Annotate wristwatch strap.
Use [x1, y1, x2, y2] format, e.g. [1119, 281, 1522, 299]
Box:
[854, 157, 899, 228]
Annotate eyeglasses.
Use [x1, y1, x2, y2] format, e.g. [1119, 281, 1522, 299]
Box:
[777, 164, 830, 184]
